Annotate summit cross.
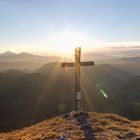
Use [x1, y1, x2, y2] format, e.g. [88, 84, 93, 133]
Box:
[61, 47, 94, 110]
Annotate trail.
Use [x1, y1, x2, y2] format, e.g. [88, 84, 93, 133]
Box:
[76, 112, 96, 140]
[63, 111, 96, 140]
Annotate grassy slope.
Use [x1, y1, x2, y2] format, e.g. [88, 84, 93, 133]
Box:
[0, 112, 140, 140]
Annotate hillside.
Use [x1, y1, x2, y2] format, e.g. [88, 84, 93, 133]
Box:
[0, 63, 135, 131]
[36, 62, 133, 92]
[108, 57, 140, 75]
[121, 57, 140, 62]
[0, 111, 140, 140]
[109, 76, 140, 120]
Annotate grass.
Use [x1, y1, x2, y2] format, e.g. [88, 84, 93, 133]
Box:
[0, 112, 140, 140]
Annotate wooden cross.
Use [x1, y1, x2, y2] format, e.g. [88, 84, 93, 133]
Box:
[61, 47, 94, 110]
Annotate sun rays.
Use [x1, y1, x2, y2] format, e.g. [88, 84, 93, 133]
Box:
[45, 30, 92, 57]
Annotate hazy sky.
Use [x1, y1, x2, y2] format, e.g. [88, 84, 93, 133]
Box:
[0, 0, 140, 54]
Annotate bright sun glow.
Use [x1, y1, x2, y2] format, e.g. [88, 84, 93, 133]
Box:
[46, 30, 90, 56]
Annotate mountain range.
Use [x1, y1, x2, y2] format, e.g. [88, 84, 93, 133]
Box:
[0, 51, 139, 132]
[0, 51, 139, 75]
[0, 62, 138, 132]
[0, 51, 60, 71]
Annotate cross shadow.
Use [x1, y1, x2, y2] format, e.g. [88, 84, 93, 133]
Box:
[76, 112, 96, 140]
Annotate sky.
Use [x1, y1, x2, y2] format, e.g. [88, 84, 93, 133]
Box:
[0, 0, 140, 55]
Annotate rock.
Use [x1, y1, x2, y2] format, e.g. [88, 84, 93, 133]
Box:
[62, 113, 69, 118]
[126, 132, 137, 138]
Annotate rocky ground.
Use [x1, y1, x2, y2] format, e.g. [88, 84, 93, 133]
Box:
[0, 111, 140, 140]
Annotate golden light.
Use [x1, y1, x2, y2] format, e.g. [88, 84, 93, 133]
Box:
[46, 30, 88, 57]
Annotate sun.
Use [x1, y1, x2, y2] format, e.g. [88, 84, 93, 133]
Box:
[46, 30, 88, 57]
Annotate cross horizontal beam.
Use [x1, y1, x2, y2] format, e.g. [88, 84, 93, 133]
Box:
[80, 61, 94, 66]
[61, 61, 94, 67]
[61, 62, 74, 67]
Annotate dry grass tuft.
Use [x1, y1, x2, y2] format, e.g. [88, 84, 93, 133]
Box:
[0, 112, 140, 140]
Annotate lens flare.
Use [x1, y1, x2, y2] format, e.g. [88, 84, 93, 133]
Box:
[96, 84, 108, 98]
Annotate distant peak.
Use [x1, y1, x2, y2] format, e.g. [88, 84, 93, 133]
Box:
[0, 51, 16, 56]
[18, 52, 33, 56]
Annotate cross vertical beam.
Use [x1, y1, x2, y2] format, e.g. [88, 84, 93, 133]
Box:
[75, 47, 82, 110]
[61, 47, 94, 111]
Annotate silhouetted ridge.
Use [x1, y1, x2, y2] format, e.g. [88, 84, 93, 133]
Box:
[0, 112, 140, 140]
[0, 51, 16, 56]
